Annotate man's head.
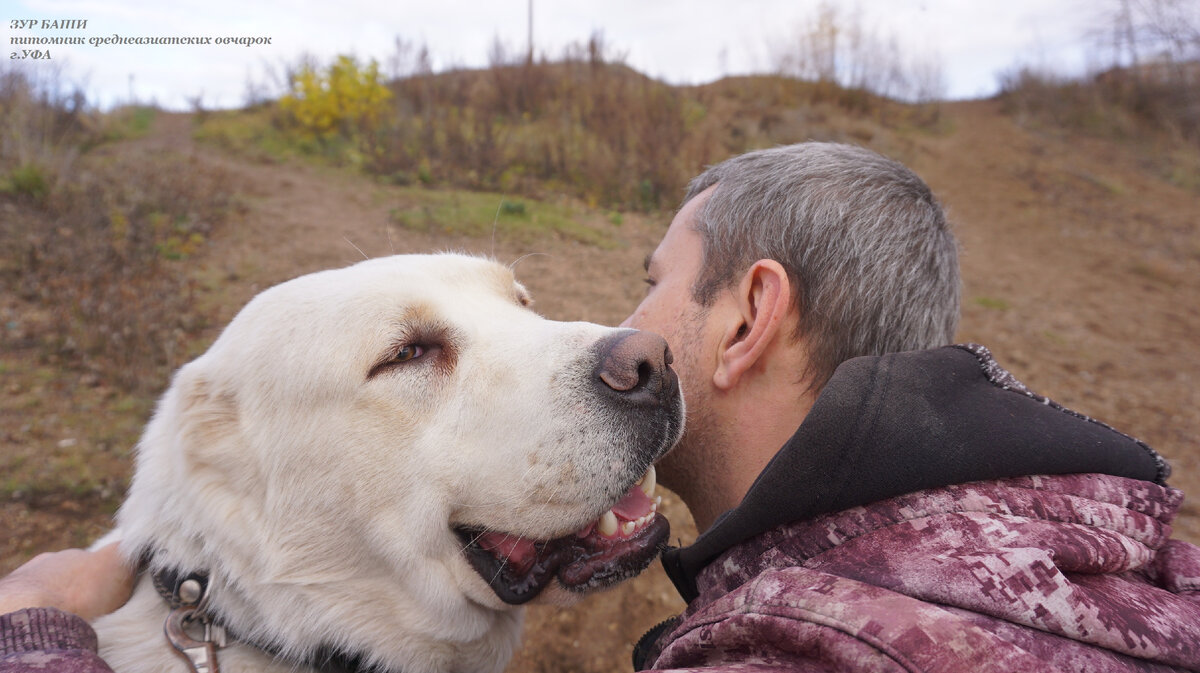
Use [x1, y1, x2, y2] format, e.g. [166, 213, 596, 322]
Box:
[624, 142, 960, 528]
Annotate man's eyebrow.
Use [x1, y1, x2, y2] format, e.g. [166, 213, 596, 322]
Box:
[643, 252, 653, 273]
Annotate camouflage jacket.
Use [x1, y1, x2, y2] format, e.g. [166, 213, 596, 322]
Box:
[635, 474, 1200, 671]
[636, 345, 1200, 671]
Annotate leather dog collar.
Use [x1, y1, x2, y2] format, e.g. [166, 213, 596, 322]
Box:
[146, 558, 380, 673]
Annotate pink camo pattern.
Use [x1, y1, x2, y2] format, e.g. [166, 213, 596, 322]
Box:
[0, 608, 114, 673]
[644, 474, 1200, 672]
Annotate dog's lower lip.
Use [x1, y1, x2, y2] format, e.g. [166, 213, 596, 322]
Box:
[457, 466, 669, 604]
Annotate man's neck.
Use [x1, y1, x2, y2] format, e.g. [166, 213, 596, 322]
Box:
[687, 391, 815, 533]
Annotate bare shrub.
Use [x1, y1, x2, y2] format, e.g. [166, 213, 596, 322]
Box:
[769, 1, 945, 114]
[0, 65, 92, 202]
[995, 66, 1113, 132]
[363, 32, 713, 210]
[1005, 0, 1200, 144]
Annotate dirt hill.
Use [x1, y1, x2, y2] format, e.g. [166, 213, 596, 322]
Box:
[1, 95, 1198, 672]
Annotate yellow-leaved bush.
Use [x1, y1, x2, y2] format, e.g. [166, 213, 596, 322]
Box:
[280, 55, 392, 142]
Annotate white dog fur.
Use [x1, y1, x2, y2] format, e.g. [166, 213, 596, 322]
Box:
[91, 253, 682, 673]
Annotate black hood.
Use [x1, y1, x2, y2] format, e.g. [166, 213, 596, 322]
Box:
[661, 344, 1169, 602]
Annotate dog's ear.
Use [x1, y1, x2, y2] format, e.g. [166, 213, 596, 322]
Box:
[115, 366, 248, 559]
[178, 372, 238, 445]
[172, 369, 250, 484]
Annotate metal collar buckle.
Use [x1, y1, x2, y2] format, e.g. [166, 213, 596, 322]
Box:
[160, 572, 227, 673]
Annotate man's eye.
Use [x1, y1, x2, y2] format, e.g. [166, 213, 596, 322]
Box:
[642, 277, 656, 288]
[394, 344, 426, 362]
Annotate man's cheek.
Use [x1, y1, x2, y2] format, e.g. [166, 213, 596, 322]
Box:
[621, 298, 653, 330]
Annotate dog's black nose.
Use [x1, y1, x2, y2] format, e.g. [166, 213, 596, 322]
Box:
[593, 330, 675, 404]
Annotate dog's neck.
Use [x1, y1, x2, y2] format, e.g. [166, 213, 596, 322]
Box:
[146, 558, 386, 673]
[119, 531, 523, 673]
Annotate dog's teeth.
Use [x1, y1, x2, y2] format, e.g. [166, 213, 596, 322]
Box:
[654, 495, 662, 509]
[598, 510, 619, 537]
[639, 465, 656, 497]
[621, 521, 636, 536]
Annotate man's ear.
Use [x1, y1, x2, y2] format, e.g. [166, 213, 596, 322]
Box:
[713, 259, 792, 390]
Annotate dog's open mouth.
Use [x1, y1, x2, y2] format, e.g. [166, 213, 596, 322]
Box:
[457, 466, 668, 605]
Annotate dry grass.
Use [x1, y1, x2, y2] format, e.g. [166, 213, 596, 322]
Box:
[994, 62, 1200, 198]
[1, 68, 237, 395]
[198, 38, 944, 215]
[997, 64, 1200, 145]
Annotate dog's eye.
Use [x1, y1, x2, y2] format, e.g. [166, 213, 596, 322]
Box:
[368, 343, 439, 378]
[394, 344, 425, 363]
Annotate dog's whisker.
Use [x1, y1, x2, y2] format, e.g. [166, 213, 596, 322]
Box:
[491, 197, 505, 258]
[343, 236, 369, 260]
[482, 527, 519, 587]
[509, 251, 548, 271]
[489, 557, 508, 586]
[446, 482, 538, 508]
[540, 476, 568, 510]
[446, 491, 534, 508]
[456, 528, 491, 555]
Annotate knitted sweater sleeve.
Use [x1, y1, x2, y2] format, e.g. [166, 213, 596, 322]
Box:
[0, 608, 115, 673]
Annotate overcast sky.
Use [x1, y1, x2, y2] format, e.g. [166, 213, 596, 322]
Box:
[5, 0, 1110, 110]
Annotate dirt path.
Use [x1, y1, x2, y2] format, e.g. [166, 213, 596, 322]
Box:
[128, 113, 666, 324]
[3, 105, 1197, 672]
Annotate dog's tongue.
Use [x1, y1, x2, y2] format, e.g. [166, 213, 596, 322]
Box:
[477, 533, 538, 575]
[475, 478, 654, 575]
[611, 483, 653, 520]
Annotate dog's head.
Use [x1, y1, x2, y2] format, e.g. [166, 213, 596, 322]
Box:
[117, 253, 683, 671]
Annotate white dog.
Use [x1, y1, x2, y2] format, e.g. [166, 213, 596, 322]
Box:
[92, 253, 684, 673]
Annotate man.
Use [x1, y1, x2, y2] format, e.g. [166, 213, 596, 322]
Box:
[3, 143, 1199, 671]
[623, 143, 1199, 671]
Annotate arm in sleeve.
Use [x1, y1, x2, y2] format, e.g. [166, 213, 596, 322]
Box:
[0, 608, 115, 673]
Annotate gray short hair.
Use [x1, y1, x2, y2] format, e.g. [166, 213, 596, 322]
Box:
[684, 142, 960, 390]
